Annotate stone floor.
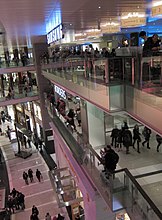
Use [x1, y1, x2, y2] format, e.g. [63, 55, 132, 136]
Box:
[0, 135, 69, 220]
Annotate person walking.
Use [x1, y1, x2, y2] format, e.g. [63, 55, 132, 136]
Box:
[156, 134, 162, 152]
[45, 212, 52, 220]
[104, 145, 119, 179]
[57, 213, 65, 220]
[18, 192, 25, 210]
[28, 169, 34, 182]
[67, 109, 77, 132]
[32, 205, 39, 218]
[36, 169, 42, 182]
[110, 125, 119, 148]
[23, 171, 29, 185]
[132, 124, 141, 153]
[6, 125, 11, 141]
[142, 126, 151, 149]
[122, 128, 132, 154]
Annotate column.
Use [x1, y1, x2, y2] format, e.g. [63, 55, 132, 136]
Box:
[86, 102, 106, 148]
[80, 100, 89, 144]
[33, 43, 51, 142]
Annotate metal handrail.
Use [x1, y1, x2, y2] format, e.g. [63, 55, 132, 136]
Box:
[46, 98, 162, 219]
[114, 168, 162, 219]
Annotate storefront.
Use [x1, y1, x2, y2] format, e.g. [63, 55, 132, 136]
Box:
[33, 102, 43, 138]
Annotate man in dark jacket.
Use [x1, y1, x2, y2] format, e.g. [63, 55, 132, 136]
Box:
[142, 126, 151, 149]
[122, 128, 132, 154]
[156, 134, 162, 152]
[104, 146, 119, 178]
[111, 126, 119, 148]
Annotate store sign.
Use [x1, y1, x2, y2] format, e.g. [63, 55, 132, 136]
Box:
[121, 17, 146, 28]
[152, 5, 162, 16]
[101, 26, 120, 33]
[54, 85, 67, 99]
[47, 24, 63, 44]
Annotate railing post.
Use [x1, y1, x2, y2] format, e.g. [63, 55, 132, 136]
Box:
[105, 59, 109, 84]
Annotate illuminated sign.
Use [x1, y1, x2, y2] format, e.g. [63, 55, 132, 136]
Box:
[47, 24, 63, 44]
[152, 5, 162, 16]
[101, 25, 120, 33]
[121, 17, 146, 28]
[54, 85, 67, 99]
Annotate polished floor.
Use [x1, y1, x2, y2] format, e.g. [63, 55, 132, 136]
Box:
[0, 134, 69, 220]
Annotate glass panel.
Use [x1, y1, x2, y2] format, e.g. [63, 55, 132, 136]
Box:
[109, 85, 124, 111]
[113, 170, 162, 220]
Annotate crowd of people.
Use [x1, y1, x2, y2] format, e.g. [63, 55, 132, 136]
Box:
[54, 97, 81, 133]
[23, 169, 42, 185]
[41, 44, 116, 64]
[110, 122, 162, 154]
[30, 205, 65, 220]
[100, 145, 119, 179]
[6, 188, 25, 214]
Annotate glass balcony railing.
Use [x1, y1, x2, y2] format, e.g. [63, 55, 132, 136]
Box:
[42, 55, 162, 97]
[45, 97, 162, 219]
[0, 85, 38, 102]
[0, 58, 34, 68]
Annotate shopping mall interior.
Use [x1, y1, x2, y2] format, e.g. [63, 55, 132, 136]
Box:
[1, 1, 162, 220]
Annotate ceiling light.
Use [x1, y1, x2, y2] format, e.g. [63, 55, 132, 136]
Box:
[70, 24, 72, 26]
[98, 6, 101, 9]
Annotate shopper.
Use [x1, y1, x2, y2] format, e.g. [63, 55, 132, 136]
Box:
[116, 129, 123, 151]
[110, 125, 119, 148]
[36, 169, 42, 182]
[122, 128, 132, 154]
[23, 171, 29, 185]
[18, 192, 25, 210]
[76, 108, 81, 127]
[67, 109, 77, 132]
[28, 169, 34, 183]
[132, 124, 141, 153]
[142, 126, 151, 149]
[57, 213, 65, 220]
[104, 145, 119, 178]
[156, 134, 162, 152]
[45, 212, 52, 220]
[6, 125, 11, 141]
[32, 205, 39, 216]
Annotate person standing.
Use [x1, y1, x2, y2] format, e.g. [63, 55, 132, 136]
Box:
[32, 205, 39, 217]
[28, 169, 34, 182]
[67, 109, 77, 132]
[57, 213, 65, 220]
[111, 125, 119, 148]
[156, 134, 162, 152]
[122, 128, 132, 154]
[23, 171, 29, 185]
[104, 145, 119, 178]
[45, 212, 52, 220]
[142, 126, 151, 149]
[18, 192, 25, 210]
[6, 125, 11, 141]
[36, 169, 42, 182]
[132, 124, 141, 153]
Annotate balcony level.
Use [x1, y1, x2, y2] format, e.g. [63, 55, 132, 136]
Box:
[42, 56, 162, 135]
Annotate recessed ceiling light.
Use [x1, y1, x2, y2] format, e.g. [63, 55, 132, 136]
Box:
[98, 6, 101, 9]
[70, 24, 72, 26]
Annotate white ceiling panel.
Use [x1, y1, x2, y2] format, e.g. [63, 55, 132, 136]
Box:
[0, 0, 147, 47]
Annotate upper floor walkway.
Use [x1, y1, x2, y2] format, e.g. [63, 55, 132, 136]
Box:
[42, 55, 162, 135]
